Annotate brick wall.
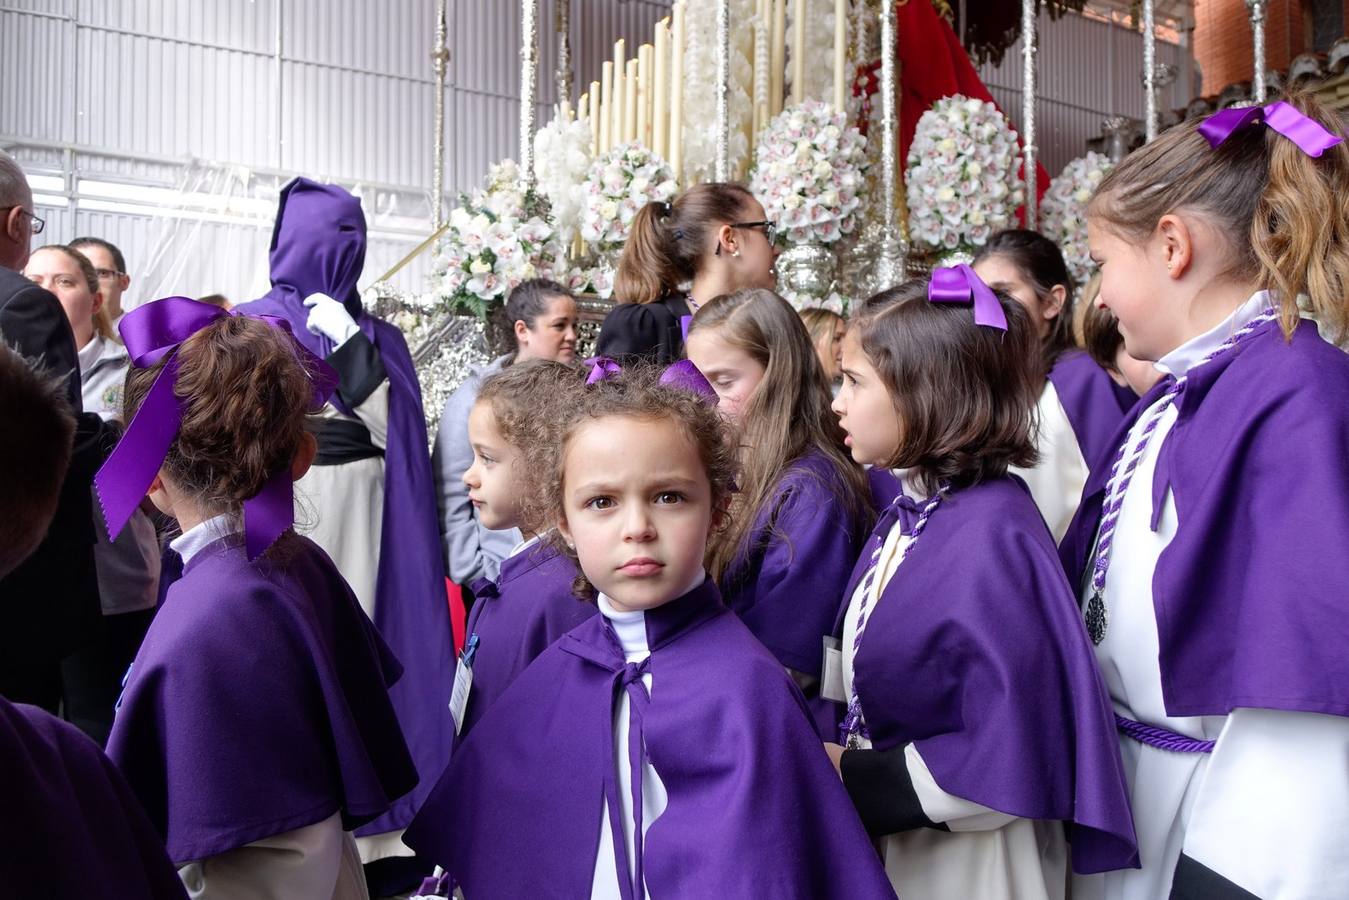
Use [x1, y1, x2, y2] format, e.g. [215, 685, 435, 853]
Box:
[1193, 0, 1308, 95]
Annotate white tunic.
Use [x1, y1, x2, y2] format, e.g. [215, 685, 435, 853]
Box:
[842, 478, 1067, 900]
[1073, 291, 1349, 900]
[590, 593, 671, 900]
[1010, 379, 1088, 543]
[169, 519, 369, 900]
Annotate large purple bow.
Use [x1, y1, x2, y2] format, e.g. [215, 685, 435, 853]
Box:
[1198, 101, 1343, 158]
[927, 264, 1008, 332]
[659, 359, 717, 404]
[94, 297, 338, 561]
[584, 355, 622, 385]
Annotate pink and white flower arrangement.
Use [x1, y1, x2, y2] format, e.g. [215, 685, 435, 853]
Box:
[750, 100, 869, 246]
[1040, 151, 1114, 285]
[432, 159, 566, 317]
[579, 143, 678, 253]
[906, 95, 1024, 252]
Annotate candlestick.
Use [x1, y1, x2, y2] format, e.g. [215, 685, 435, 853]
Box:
[716, 0, 731, 180]
[1247, 0, 1268, 102]
[519, 0, 538, 191]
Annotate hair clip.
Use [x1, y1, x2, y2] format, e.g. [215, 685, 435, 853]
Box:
[927, 264, 1009, 332]
[583, 355, 622, 385]
[1199, 101, 1343, 158]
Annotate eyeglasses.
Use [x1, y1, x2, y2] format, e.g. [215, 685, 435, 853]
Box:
[716, 220, 777, 255]
[95, 268, 126, 280]
[3, 207, 44, 235]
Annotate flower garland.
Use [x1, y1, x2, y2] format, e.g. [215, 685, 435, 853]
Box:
[431, 159, 566, 317]
[533, 115, 595, 246]
[906, 95, 1024, 252]
[678, 0, 755, 183]
[1040, 151, 1114, 285]
[751, 99, 868, 245]
[579, 143, 678, 253]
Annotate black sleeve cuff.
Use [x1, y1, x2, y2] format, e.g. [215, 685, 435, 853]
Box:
[1170, 854, 1261, 900]
[326, 332, 387, 407]
[839, 742, 947, 838]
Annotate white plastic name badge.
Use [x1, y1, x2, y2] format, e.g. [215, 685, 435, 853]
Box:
[449, 633, 480, 735]
[820, 635, 846, 703]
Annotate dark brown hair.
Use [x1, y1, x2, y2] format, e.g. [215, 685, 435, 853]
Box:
[613, 182, 756, 304]
[0, 345, 75, 578]
[476, 359, 588, 533]
[122, 315, 325, 517]
[1090, 90, 1349, 341]
[1081, 301, 1124, 374]
[973, 229, 1075, 373]
[542, 366, 738, 600]
[688, 289, 871, 581]
[852, 279, 1041, 494]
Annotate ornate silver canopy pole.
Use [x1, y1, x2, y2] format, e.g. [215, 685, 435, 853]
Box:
[715, 0, 731, 180]
[519, 0, 539, 191]
[1020, 0, 1037, 229]
[431, 0, 449, 228]
[1247, 0, 1268, 102]
[555, 0, 573, 107]
[871, 0, 906, 289]
[1142, 0, 1157, 142]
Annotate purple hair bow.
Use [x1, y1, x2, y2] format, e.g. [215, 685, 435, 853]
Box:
[1198, 101, 1343, 158]
[927, 264, 1008, 332]
[94, 297, 338, 561]
[659, 359, 717, 404]
[584, 355, 622, 385]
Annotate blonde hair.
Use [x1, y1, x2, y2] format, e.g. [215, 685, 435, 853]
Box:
[688, 289, 870, 581]
[798, 307, 845, 378]
[1090, 90, 1349, 341]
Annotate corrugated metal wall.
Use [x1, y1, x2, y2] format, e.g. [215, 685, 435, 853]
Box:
[1, 2, 1185, 303]
[980, 10, 1192, 173]
[0, 0, 671, 304]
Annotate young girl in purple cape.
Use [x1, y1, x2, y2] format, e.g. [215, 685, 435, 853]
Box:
[973, 229, 1136, 540]
[453, 359, 593, 738]
[102, 301, 418, 898]
[684, 288, 871, 734]
[1062, 91, 1349, 900]
[404, 367, 894, 899]
[827, 271, 1138, 898]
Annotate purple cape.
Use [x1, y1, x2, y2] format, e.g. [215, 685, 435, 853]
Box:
[106, 534, 418, 863]
[461, 540, 594, 737]
[404, 580, 895, 898]
[1047, 349, 1137, 470]
[0, 697, 187, 899]
[236, 177, 455, 833]
[721, 449, 868, 732]
[1060, 319, 1349, 719]
[838, 477, 1138, 874]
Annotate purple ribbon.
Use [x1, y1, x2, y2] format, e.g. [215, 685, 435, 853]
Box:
[659, 359, 717, 404]
[94, 297, 337, 561]
[1198, 100, 1343, 158]
[584, 355, 622, 385]
[927, 264, 1008, 332]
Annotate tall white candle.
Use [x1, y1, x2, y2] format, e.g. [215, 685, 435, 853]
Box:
[791, 0, 806, 105]
[670, 1, 687, 181]
[834, 0, 846, 112]
[653, 18, 671, 158]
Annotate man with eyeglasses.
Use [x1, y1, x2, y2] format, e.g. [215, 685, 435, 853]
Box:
[0, 148, 110, 720]
[70, 237, 131, 324]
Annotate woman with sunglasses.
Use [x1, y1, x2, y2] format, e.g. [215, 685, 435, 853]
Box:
[596, 182, 780, 365]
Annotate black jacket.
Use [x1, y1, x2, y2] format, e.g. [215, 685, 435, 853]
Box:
[594, 294, 692, 366]
[0, 267, 108, 667]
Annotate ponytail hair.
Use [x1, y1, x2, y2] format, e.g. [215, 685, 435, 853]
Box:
[613, 182, 756, 304]
[1090, 90, 1349, 341]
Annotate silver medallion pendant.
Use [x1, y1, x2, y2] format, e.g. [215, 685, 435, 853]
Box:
[1085, 590, 1109, 645]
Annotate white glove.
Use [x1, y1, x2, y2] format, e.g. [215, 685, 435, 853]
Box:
[303, 292, 361, 347]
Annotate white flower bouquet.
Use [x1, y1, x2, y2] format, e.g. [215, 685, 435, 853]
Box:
[751, 99, 869, 246]
[432, 159, 566, 318]
[579, 143, 678, 253]
[906, 95, 1025, 252]
[1040, 151, 1114, 285]
[533, 115, 595, 245]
